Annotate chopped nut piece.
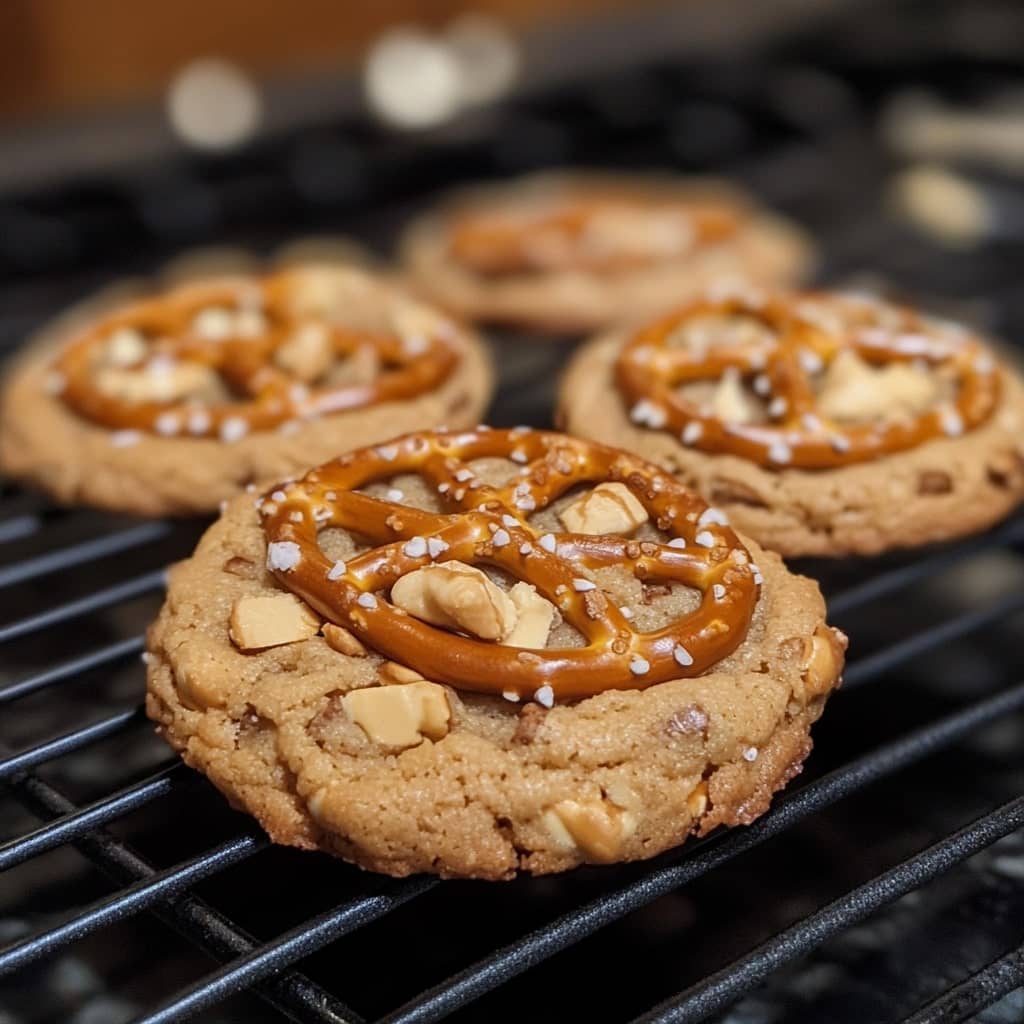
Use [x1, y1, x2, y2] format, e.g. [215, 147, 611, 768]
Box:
[543, 798, 637, 863]
[379, 659, 426, 684]
[96, 361, 222, 404]
[558, 482, 648, 536]
[229, 593, 321, 651]
[818, 349, 938, 422]
[322, 622, 367, 657]
[800, 624, 847, 698]
[390, 561, 517, 641]
[275, 323, 334, 382]
[342, 681, 451, 748]
[502, 582, 555, 649]
[222, 556, 257, 578]
[687, 780, 709, 818]
[709, 367, 760, 424]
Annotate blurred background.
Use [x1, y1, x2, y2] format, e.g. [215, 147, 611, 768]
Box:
[2, 2, 1024, 1024]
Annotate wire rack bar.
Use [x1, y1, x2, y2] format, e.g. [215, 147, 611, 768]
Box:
[630, 797, 1024, 1024]
[133, 877, 439, 1024]
[0, 706, 142, 782]
[0, 568, 165, 643]
[843, 589, 1024, 689]
[0, 514, 42, 545]
[378, 681, 1024, 1024]
[0, 521, 171, 589]
[6, 747, 361, 1024]
[0, 834, 263, 977]
[826, 515, 1024, 617]
[901, 940, 1024, 1024]
[0, 635, 144, 704]
[0, 765, 180, 871]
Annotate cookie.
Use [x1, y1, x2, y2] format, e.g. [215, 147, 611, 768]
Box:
[146, 427, 845, 879]
[400, 170, 813, 335]
[0, 265, 493, 516]
[559, 288, 1024, 557]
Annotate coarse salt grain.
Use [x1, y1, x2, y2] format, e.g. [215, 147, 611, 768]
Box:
[155, 412, 180, 436]
[267, 541, 301, 572]
[620, 605, 634, 619]
[356, 593, 378, 610]
[515, 494, 537, 512]
[629, 654, 650, 675]
[187, 409, 211, 434]
[386, 488, 405, 502]
[830, 435, 851, 453]
[376, 445, 398, 461]
[667, 537, 687, 549]
[503, 690, 521, 703]
[768, 439, 792, 464]
[534, 685, 554, 708]
[698, 507, 728, 527]
[941, 408, 964, 437]
[271, 490, 287, 502]
[327, 560, 347, 580]
[573, 578, 596, 592]
[519, 542, 533, 555]
[220, 417, 248, 443]
[673, 644, 694, 667]
[492, 529, 511, 548]
[630, 399, 668, 429]
[694, 530, 715, 548]
[403, 536, 428, 558]
[454, 468, 473, 482]
[743, 746, 759, 762]
[712, 583, 726, 600]
[289, 510, 303, 523]
[539, 533, 557, 553]
[502, 514, 519, 529]
[798, 349, 824, 374]
[753, 374, 772, 396]
[509, 448, 528, 463]
[768, 396, 788, 418]
[110, 430, 141, 448]
[682, 422, 703, 445]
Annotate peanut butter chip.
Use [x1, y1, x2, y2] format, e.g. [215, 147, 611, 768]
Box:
[818, 349, 938, 422]
[390, 561, 517, 640]
[558, 482, 648, 535]
[543, 798, 637, 863]
[342, 681, 451, 748]
[274, 323, 335, 382]
[229, 593, 321, 651]
[502, 582, 555, 649]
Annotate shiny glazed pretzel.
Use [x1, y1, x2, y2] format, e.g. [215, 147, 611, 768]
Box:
[54, 270, 460, 439]
[616, 292, 1002, 470]
[261, 428, 759, 702]
[448, 195, 742, 276]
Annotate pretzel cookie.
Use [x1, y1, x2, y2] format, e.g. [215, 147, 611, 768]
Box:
[400, 171, 813, 335]
[0, 266, 492, 515]
[146, 428, 845, 878]
[559, 289, 1024, 556]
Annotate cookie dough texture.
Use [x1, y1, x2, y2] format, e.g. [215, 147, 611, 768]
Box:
[400, 172, 814, 335]
[559, 331, 1024, 557]
[0, 267, 493, 516]
[146, 483, 842, 880]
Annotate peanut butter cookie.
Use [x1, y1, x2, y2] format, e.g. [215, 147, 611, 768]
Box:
[146, 428, 845, 879]
[559, 288, 1024, 556]
[400, 171, 813, 335]
[0, 265, 492, 515]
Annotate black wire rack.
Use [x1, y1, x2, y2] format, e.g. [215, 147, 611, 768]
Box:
[2, 2, 1024, 1022]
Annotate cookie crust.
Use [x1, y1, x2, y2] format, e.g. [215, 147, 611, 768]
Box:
[146, 450, 843, 880]
[400, 171, 814, 335]
[558, 331, 1024, 557]
[0, 268, 493, 516]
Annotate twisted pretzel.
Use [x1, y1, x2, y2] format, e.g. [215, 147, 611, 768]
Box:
[54, 270, 460, 439]
[448, 196, 742, 276]
[616, 292, 1001, 470]
[260, 428, 759, 702]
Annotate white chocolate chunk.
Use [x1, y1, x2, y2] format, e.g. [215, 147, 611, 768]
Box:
[818, 349, 938, 422]
[390, 561, 517, 641]
[709, 366, 760, 424]
[558, 482, 648, 536]
[96, 361, 221, 404]
[275, 323, 335, 382]
[229, 593, 321, 651]
[502, 582, 555, 649]
[342, 681, 450, 748]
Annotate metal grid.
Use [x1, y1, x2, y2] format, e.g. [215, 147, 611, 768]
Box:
[2, 2, 1024, 1021]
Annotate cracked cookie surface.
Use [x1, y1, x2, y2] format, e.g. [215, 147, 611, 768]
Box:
[146, 434, 844, 879]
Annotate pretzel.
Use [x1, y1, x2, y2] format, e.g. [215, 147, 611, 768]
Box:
[448, 195, 742, 276]
[260, 428, 759, 702]
[53, 270, 460, 439]
[616, 292, 1002, 470]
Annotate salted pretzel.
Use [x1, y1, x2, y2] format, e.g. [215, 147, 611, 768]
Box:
[448, 195, 742, 276]
[53, 270, 460, 439]
[616, 292, 1002, 470]
[260, 428, 759, 701]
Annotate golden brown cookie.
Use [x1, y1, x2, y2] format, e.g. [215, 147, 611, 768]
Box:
[0, 265, 493, 516]
[558, 288, 1024, 556]
[400, 171, 813, 335]
[146, 427, 845, 879]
